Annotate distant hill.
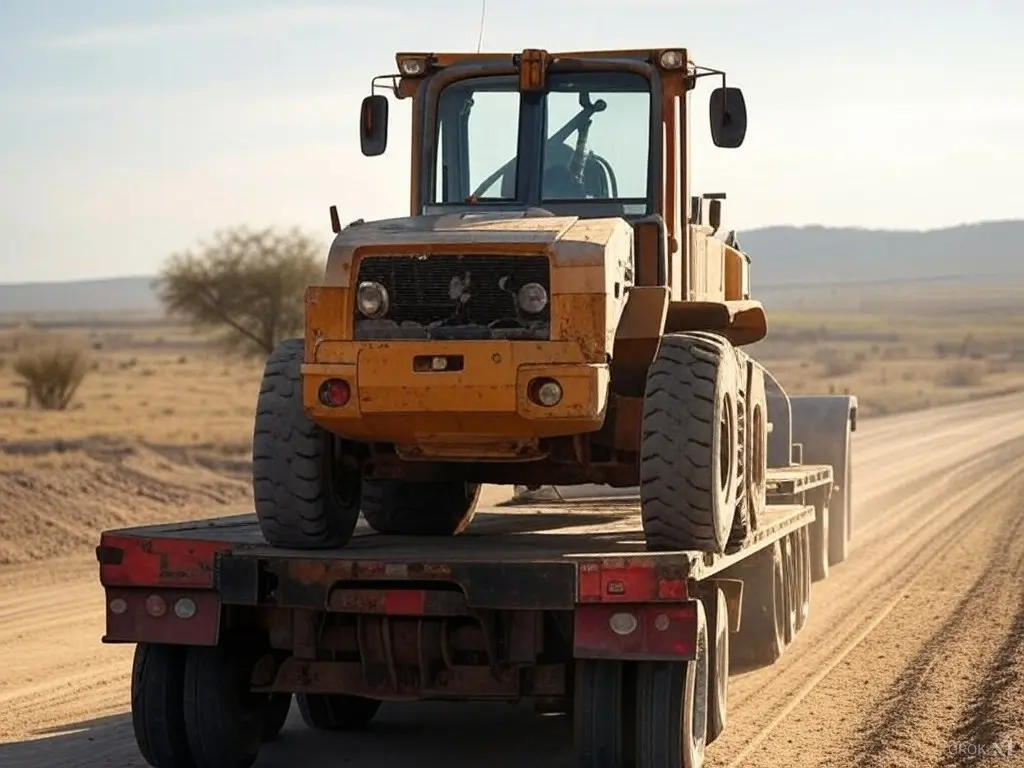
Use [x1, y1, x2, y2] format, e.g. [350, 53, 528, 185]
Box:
[0, 220, 1021, 315]
[0, 276, 159, 315]
[738, 220, 1024, 285]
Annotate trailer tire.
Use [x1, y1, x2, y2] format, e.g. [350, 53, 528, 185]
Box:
[782, 535, 799, 646]
[297, 693, 382, 731]
[640, 333, 741, 554]
[573, 660, 626, 767]
[252, 338, 362, 550]
[131, 643, 195, 768]
[809, 493, 830, 583]
[261, 693, 292, 741]
[795, 527, 811, 632]
[728, 540, 785, 670]
[182, 645, 264, 768]
[635, 601, 709, 768]
[704, 588, 730, 745]
[361, 479, 481, 536]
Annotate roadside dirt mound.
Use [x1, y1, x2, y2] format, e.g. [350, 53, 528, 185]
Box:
[0, 436, 251, 566]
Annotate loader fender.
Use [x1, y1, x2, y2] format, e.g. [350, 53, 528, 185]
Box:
[789, 394, 858, 565]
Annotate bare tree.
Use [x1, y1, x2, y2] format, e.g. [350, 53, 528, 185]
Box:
[155, 226, 323, 357]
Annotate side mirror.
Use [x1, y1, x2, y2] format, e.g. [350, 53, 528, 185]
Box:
[360, 95, 389, 157]
[709, 87, 747, 149]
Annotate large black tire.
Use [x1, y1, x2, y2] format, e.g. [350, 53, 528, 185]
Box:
[182, 645, 265, 768]
[634, 601, 709, 768]
[809, 491, 830, 583]
[744, 362, 768, 529]
[361, 479, 481, 536]
[704, 588, 730, 746]
[640, 333, 741, 554]
[252, 338, 362, 549]
[573, 660, 627, 767]
[131, 643, 195, 768]
[296, 693, 382, 731]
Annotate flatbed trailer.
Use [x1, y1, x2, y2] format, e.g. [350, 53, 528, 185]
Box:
[96, 462, 842, 768]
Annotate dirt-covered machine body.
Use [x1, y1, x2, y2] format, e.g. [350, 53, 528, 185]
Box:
[250, 46, 856, 560]
[305, 212, 633, 455]
[301, 48, 762, 479]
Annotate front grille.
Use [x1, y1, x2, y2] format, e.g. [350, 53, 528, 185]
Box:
[354, 253, 551, 341]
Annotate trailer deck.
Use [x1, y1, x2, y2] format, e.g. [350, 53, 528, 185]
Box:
[97, 464, 831, 612]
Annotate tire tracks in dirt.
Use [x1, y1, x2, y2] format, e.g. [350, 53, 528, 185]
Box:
[3, 396, 1024, 767]
[711, 434, 1024, 768]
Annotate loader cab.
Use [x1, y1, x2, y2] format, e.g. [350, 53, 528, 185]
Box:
[357, 48, 746, 292]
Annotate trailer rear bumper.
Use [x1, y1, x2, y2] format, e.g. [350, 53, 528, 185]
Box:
[95, 500, 814, 690]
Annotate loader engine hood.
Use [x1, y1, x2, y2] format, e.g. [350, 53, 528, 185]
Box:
[322, 209, 634, 344]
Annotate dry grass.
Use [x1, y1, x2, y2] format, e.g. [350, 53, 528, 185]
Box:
[750, 283, 1024, 417]
[0, 283, 1023, 565]
[0, 320, 262, 448]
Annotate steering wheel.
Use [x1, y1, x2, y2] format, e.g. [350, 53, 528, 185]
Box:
[470, 93, 608, 200]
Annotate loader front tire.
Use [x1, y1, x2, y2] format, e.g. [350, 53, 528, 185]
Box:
[361, 479, 481, 536]
[252, 338, 362, 549]
[640, 333, 741, 554]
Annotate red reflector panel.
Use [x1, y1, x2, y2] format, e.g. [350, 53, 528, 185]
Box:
[578, 559, 688, 603]
[573, 601, 699, 661]
[103, 588, 221, 646]
[99, 534, 230, 589]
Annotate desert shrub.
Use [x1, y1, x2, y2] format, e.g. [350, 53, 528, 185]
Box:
[936, 362, 985, 388]
[13, 344, 90, 410]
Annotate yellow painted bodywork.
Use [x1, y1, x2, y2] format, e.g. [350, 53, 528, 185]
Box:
[303, 47, 766, 463]
[304, 212, 631, 459]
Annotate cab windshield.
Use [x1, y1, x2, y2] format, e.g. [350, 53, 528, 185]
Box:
[430, 70, 652, 217]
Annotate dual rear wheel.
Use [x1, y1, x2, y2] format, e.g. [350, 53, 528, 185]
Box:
[131, 642, 383, 768]
[574, 593, 727, 768]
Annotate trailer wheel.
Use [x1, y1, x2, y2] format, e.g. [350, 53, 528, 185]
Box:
[795, 528, 811, 632]
[640, 333, 741, 554]
[703, 588, 729, 745]
[729, 540, 785, 670]
[131, 643, 195, 768]
[635, 601, 709, 768]
[261, 693, 292, 741]
[361, 479, 481, 536]
[573, 660, 626, 767]
[809, 493, 830, 583]
[182, 645, 265, 768]
[781, 535, 798, 646]
[297, 693, 382, 731]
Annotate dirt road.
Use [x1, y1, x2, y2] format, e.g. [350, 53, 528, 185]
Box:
[2, 395, 1024, 767]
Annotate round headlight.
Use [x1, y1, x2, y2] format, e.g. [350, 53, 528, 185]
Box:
[517, 282, 548, 314]
[356, 281, 389, 317]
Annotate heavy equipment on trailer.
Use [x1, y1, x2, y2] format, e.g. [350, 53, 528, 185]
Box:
[98, 47, 857, 768]
[253, 45, 783, 556]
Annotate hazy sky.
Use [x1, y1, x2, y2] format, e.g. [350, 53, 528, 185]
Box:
[1, 0, 1021, 283]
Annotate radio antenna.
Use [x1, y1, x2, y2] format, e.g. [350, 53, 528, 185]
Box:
[475, 0, 487, 53]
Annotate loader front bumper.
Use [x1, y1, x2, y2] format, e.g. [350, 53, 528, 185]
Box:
[301, 341, 609, 457]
